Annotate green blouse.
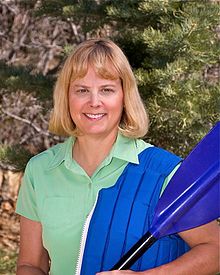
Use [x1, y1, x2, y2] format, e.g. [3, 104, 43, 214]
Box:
[16, 133, 178, 275]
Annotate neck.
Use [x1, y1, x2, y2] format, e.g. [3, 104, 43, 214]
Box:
[72, 131, 118, 177]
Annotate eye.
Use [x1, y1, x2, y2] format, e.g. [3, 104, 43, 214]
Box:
[101, 88, 115, 94]
[75, 88, 89, 94]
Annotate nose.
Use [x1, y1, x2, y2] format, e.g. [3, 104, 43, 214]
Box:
[89, 92, 101, 107]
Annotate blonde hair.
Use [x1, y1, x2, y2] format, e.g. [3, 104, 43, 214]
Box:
[49, 38, 149, 138]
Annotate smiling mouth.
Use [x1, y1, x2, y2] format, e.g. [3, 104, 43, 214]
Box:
[84, 113, 106, 120]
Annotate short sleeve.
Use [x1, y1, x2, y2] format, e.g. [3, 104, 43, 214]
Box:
[16, 160, 40, 221]
[160, 163, 181, 196]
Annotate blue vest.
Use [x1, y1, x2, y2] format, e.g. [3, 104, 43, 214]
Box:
[80, 147, 190, 274]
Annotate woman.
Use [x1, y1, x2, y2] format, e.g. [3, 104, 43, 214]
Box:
[16, 39, 219, 275]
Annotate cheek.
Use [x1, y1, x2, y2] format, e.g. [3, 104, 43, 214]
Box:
[109, 91, 123, 108]
[114, 96, 124, 113]
[68, 103, 80, 124]
[107, 99, 124, 118]
[69, 96, 81, 112]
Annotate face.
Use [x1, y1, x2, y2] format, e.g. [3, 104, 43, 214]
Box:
[68, 66, 124, 138]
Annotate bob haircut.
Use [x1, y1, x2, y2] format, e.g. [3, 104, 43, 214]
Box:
[49, 38, 149, 138]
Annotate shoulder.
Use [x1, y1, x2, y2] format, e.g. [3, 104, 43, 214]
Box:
[137, 145, 182, 175]
[30, 143, 61, 164]
[135, 138, 153, 154]
[26, 138, 69, 172]
[135, 138, 180, 161]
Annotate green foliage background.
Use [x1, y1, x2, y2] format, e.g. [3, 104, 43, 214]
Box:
[1, 0, 220, 170]
[0, 249, 16, 275]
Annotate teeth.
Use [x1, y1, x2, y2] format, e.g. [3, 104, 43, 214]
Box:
[85, 113, 104, 119]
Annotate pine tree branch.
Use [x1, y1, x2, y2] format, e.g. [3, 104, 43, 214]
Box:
[2, 110, 60, 141]
[1, 1, 19, 15]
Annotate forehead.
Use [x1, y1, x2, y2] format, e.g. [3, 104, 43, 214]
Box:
[70, 66, 122, 89]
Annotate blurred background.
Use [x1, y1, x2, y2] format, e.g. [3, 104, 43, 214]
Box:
[0, 0, 219, 274]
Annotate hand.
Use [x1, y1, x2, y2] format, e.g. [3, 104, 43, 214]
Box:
[96, 271, 141, 275]
[96, 269, 155, 275]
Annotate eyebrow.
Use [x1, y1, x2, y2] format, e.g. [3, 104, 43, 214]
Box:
[73, 84, 117, 88]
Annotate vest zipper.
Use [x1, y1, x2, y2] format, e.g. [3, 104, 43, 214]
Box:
[75, 195, 99, 275]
